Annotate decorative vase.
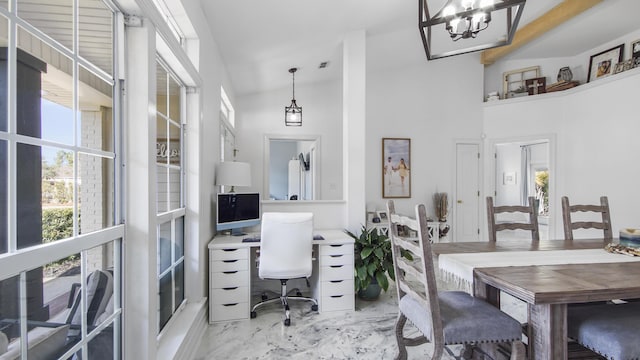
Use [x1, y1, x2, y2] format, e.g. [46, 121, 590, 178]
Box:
[557, 67, 573, 82]
[357, 280, 382, 300]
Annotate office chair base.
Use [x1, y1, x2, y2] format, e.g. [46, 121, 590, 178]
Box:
[251, 295, 318, 326]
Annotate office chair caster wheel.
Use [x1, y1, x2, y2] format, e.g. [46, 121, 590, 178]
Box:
[284, 318, 290, 326]
[250, 311, 257, 318]
[311, 304, 318, 311]
[296, 291, 302, 297]
[261, 294, 268, 301]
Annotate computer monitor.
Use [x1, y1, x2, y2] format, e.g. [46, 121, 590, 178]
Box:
[216, 192, 261, 236]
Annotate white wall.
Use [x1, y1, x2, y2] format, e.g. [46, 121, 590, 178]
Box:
[236, 80, 344, 201]
[365, 54, 485, 221]
[484, 68, 640, 240]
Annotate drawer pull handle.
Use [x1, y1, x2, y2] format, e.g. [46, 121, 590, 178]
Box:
[222, 303, 239, 307]
[222, 249, 237, 252]
[223, 271, 238, 274]
[330, 280, 343, 284]
[223, 260, 238, 263]
[330, 265, 343, 268]
[330, 295, 344, 299]
[330, 245, 342, 248]
[330, 255, 343, 258]
[222, 287, 238, 290]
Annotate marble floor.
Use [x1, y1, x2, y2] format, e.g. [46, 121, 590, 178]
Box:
[194, 287, 445, 360]
[193, 280, 527, 360]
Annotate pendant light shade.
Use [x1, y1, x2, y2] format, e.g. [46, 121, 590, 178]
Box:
[285, 67, 302, 126]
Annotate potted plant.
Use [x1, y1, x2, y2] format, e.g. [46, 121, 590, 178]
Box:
[345, 225, 411, 300]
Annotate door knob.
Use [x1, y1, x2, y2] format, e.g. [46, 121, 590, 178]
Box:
[457, 200, 463, 204]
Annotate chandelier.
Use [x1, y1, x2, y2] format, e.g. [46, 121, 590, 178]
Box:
[285, 67, 302, 126]
[419, 0, 526, 60]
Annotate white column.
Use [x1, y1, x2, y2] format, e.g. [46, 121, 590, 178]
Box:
[124, 19, 158, 360]
[343, 30, 367, 232]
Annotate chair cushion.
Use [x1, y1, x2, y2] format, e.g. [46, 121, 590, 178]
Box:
[568, 302, 640, 360]
[399, 291, 522, 345]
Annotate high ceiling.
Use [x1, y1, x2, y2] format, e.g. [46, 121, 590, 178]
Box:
[203, 0, 640, 96]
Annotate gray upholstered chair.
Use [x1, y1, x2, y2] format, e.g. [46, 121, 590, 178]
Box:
[387, 200, 525, 360]
[249, 212, 318, 326]
[568, 302, 640, 359]
[486, 196, 539, 243]
[561, 195, 612, 241]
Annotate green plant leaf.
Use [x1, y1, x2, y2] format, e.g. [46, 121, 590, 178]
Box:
[374, 247, 384, 260]
[356, 266, 368, 281]
[376, 271, 389, 292]
[361, 247, 373, 259]
[367, 262, 377, 277]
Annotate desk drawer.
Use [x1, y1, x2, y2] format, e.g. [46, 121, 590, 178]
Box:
[319, 244, 353, 256]
[211, 286, 249, 305]
[211, 270, 248, 288]
[211, 258, 249, 272]
[322, 294, 354, 312]
[322, 279, 354, 297]
[211, 302, 248, 321]
[321, 264, 352, 281]
[321, 254, 353, 267]
[211, 248, 249, 261]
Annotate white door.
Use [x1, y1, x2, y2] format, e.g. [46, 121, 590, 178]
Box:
[455, 143, 480, 242]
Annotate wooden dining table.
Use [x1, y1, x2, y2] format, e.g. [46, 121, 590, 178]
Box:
[432, 238, 640, 360]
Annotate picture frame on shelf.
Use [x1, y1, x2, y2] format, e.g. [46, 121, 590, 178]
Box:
[377, 211, 388, 221]
[525, 77, 546, 95]
[631, 39, 640, 59]
[382, 138, 411, 198]
[613, 62, 625, 74]
[503, 66, 540, 99]
[587, 44, 624, 83]
[623, 58, 635, 71]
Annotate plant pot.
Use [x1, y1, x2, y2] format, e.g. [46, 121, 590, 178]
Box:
[357, 281, 382, 300]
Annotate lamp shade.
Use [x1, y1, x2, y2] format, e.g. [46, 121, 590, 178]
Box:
[215, 162, 251, 188]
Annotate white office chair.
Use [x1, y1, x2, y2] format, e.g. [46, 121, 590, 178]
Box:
[250, 212, 318, 326]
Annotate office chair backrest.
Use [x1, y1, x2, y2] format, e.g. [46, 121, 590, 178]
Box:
[259, 212, 314, 279]
[562, 196, 612, 241]
[387, 200, 443, 347]
[486, 196, 539, 242]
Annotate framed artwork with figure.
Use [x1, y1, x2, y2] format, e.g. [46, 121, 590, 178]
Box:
[382, 138, 411, 198]
[587, 44, 623, 83]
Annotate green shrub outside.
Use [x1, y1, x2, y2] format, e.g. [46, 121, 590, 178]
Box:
[42, 208, 78, 268]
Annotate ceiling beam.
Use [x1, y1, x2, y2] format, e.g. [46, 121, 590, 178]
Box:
[480, 0, 603, 65]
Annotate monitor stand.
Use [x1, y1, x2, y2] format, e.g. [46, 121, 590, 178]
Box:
[230, 228, 246, 236]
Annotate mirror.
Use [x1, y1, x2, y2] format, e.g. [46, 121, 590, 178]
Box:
[265, 135, 319, 200]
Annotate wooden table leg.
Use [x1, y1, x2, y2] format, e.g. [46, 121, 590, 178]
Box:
[528, 303, 567, 360]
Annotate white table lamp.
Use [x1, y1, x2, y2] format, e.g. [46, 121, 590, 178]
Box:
[216, 161, 251, 192]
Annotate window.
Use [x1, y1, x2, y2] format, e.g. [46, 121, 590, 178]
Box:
[0, 1, 122, 358]
[155, 59, 186, 332]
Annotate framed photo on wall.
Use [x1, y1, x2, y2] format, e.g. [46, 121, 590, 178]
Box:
[382, 138, 411, 198]
[631, 39, 640, 59]
[587, 44, 624, 83]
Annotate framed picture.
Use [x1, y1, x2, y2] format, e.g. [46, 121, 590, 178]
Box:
[631, 39, 640, 59]
[503, 172, 516, 185]
[587, 44, 624, 83]
[377, 211, 388, 221]
[382, 138, 411, 198]
[613, 62, 625, 74]
[525, 77, 546, 95]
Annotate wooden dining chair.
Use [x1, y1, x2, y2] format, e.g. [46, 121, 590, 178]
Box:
[561, 196, 612, 241]
[486, 196, 539, 243]
[387, 200, 525, 360]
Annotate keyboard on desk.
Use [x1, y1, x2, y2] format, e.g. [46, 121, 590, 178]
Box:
[242, 234, 324, 243]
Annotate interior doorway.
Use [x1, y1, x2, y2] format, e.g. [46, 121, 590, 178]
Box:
[454, 142, 481, 242]
[492, 138, 552, 240]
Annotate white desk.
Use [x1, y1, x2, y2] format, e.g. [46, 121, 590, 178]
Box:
[208, 229, 355, 323]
